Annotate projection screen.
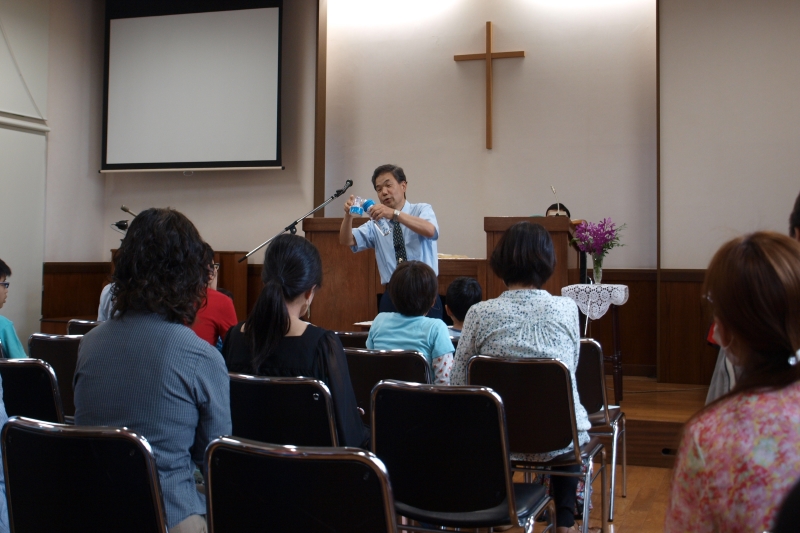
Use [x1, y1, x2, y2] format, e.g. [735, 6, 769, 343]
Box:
[103, 1, 282, 171]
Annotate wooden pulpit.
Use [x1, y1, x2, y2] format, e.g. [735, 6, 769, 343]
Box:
[484, 217, 581, 299]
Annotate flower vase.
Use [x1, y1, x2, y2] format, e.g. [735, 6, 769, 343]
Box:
[592, 255, 603, 284]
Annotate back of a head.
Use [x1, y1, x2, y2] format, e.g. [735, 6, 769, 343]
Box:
[246, 234, 323, 371]
[112, 208, 208, 324]
[703, 231, 800, 392]
[389, 261, 438, 317]
[446, 277, 482, 322]
[490, 222, 555, 288]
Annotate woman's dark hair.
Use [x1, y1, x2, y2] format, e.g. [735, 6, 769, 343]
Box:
[703, 232, 800, 398]
[446, 277, 482, 322]
[546, 203, 571, 218]
[790, 190, 800, 237]
[490, 222, 555, 288]
[111, 208, 210, 324]
[389, 261, 438, 317]
[245, 234, 322, 372]
[370, 164, 407, 188]
[0, 259, 10, 279]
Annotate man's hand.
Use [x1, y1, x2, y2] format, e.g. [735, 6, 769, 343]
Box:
[368, 203, 394, 221]
[343, 195, 356, 217]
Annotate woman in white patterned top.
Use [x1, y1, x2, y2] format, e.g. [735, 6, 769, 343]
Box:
[451, 221, 590, 533]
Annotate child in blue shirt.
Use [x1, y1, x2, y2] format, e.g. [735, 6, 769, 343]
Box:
[0, 258, 26, 359]
[367, 261, 454, 384]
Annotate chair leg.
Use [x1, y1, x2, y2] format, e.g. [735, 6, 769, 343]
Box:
[621, 415, 627, 498]
[581, 461, 591, 533]
[601, 449, 608, 533]
[608, 421, 619, 522]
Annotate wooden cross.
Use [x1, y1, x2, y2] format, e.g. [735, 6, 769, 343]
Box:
[454, 22, 525, 149]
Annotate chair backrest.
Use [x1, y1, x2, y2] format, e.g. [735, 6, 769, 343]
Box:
[2, 417, 168, 533]
[0, 359, 65, 423]
[467, 356, 582, 463]
[345, 348, 431, 423]
[335, 331, 369, 349]
[371, 380, 517, 518]
[576, 338, 610, 419]
[27, 333, 81, 417]
[229, 374, 338, 446]
[206, 437, 396, 533]
[66, 319, 101, 335]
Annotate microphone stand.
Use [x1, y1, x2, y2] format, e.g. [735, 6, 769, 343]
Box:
[239, 181, 353, 263]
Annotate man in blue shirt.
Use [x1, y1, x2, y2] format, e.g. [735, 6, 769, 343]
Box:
[339, 164, 443, 318]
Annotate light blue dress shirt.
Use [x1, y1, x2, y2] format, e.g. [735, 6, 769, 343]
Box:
[351, 200, 439, 284]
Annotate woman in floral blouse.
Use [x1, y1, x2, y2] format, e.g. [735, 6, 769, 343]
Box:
[451, 221, 590, 533]
[665, 231, 800, 532]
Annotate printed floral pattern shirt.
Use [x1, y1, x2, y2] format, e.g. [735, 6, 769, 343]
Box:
[666, 381, 800, 532]
[451, 289, 590, 461]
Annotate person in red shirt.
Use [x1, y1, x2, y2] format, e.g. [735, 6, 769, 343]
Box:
[191, 245, 238, 348]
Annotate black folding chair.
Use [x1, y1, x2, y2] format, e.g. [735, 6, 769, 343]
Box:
[0, 339, 5, 359]
[28, 333, 81, 417]
[2, 417, 168, 533]
[0, 359, 65, 423]
[371, 380, 555, 532]
[206, 437, 396, 533]
[335, 331, 369, 349]
[66, 319, 101, 335]
[344, 348, 431, 424]
[229, 374, 338, 446]
[577, 338, 626, 521]
[468, 356, 608, 533]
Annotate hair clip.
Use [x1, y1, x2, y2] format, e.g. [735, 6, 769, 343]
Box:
[789, 349, 800, 367]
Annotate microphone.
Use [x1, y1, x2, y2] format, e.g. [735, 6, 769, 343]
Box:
[121, 205, 138, 217]
[335, 180, 353, 197]
[112, 220, 128, 231]
[550, 186, 563, 217]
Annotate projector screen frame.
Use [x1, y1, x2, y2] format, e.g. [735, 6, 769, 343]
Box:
[101, 0, 283, 172]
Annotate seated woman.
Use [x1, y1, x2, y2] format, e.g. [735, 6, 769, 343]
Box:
[221, 234, 368, 448]
[367, 260, 455, 384]
[451, 221, 589, 533]
[665, 232, 800, 532]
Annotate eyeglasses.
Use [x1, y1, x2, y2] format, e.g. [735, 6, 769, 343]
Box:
[0, 282, 8, 289]
[213, 263, 220, 271]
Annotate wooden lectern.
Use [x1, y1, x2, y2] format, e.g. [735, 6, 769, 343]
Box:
[484, 217, 581, 299]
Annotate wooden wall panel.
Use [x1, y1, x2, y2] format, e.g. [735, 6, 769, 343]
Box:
[588, 269, 658, 377]
[42, 263, 111, 319]
[214, 251, 249, 321]
[658, 270, 717, 384]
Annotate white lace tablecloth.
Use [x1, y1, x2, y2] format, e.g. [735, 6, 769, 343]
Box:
[561, 284, 629, 320]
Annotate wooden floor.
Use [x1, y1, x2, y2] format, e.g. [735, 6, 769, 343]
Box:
[614, 376, 707, 423]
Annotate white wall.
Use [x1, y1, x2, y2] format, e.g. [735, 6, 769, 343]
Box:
[101, 0, 318, 260]
[325, 0, 657, 267]
[660, 0, 800, 269]
[0, 0, 49, 348]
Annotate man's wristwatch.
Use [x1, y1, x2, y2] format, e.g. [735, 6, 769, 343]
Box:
[393, 209, 400, 222]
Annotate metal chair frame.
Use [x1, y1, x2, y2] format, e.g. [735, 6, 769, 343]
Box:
[344, 348, 432, 422]
[467, 356, 608, 533]
[0, 358, 65, 423]
[66, 319, 101, 335]
[371, 380, 555, 533]
[578, 338, 627, 521]
[205, 437, 398, 533]
[229, 373, 339, 446]
[2, 416, 168, 532]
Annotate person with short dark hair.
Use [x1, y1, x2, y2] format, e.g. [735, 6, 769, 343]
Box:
[221, 234, 368, 448]
[790, 189, 800, 241]
[367, 261, 455, 384]
[445, 277, 482, 338]
[74, 208, 231, 533]
[191, 243, 238, 348]
[451, 221, 588, 533]
[546, 203, 571, 218]
[339, 164, 443, 318]
[0, 258, 26, 359]
[666, 232, 800, 532]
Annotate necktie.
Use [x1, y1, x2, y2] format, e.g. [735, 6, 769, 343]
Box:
[393, 221, 407, 265]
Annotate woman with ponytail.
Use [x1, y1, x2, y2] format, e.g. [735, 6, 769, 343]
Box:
[221, 234, 368, 448]
[665, 232, 800, 533]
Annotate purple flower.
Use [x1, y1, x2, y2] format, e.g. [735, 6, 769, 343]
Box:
[572, 218, 626, 259]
